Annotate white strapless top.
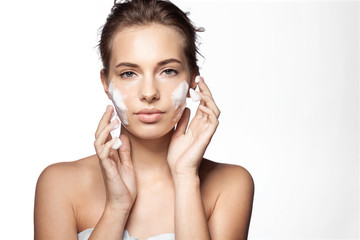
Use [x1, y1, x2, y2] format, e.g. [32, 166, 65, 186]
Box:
[78, 228, 175, 240]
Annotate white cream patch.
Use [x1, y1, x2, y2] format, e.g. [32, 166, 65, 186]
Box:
[108, 82, 129, 125]
[171, 81, 189, 121]
[171, 81, 188, 109]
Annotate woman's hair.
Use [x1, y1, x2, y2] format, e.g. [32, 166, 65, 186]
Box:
[98, 0, 204, 78]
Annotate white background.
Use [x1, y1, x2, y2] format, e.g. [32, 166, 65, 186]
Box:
[0, 0, 358, 239]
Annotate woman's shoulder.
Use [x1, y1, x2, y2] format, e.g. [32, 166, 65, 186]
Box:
[36, 155, 100, 196]
[199, 158, 254, 196]
[34, 157, 103, 237]
[199, 159, 254, 232]
[200, 158, 254, 185]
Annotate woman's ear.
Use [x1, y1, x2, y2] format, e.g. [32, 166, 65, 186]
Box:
[187, 74, 198, 97]
[100, 69, 112, 100]
[190, 74, 197, 89]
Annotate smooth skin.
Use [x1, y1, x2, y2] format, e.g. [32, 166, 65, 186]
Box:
[34, 24, 254, 240]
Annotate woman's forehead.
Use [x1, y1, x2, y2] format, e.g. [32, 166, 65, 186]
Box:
[110, 24, 187, 67]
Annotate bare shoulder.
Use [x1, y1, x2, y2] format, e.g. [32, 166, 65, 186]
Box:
[199, 158, 254, 193]
[34, 155, 100, 239]
[36, 155, 99, 193]
[199, 159, 254, 239]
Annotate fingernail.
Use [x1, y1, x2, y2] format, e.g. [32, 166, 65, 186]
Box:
[190, 88, 201, 102]
[112, 138, 122, 149]
[111, 111, 115, 119]
[106, 105, 111, 112]
[195, 75, 201, 83]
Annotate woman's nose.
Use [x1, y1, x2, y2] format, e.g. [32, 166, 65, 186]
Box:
[139, 77, 160, 103]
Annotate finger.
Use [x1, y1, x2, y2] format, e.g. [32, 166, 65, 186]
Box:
[192, 98, 204, 120]
[95, 105, 115, 138]
[94, 119, 120, 151]
[98, 137, 120, 176]
[197, 92, 221, 118]
[174, 108, 190, 136]
[99, 137, 120, 160]
[197, 76, 213, 98]
[192, 76, 220, 117]
[118, 134, 133, 169]
[198, 105, 219, 127]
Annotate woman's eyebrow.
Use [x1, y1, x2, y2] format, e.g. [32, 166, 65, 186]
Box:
[157, 58, 182, 66]
[115, 62, 139, 68]
[115, 58, 182, 69]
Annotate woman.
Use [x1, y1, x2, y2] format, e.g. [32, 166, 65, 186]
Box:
[34, 0, 254, 239]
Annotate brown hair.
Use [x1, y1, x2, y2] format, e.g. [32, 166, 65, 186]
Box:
[98, 0, 204, 78]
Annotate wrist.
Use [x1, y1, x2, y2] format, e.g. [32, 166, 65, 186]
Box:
[95, 204, 130, 236]
[105, 201, 132, 217]
[172, 172, 200, 187]
[171, 166, 198, 178]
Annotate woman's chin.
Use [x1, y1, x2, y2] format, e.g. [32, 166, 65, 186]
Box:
[122, 122, 175, 140]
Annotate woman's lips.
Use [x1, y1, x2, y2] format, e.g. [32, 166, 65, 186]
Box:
[135, 109, 164, 123]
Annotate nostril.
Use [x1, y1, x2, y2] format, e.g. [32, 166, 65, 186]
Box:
[139, 79, 160, 102]
[141, 92, 160, 103]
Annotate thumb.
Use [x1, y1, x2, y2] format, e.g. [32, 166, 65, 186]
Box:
[118, 134, 133, 169]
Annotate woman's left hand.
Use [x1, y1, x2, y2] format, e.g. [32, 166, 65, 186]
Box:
[167, 76, 220, 177]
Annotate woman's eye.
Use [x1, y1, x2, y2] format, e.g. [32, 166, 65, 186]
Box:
[120, 71, 136, 78]
[162, 69, 177, 76]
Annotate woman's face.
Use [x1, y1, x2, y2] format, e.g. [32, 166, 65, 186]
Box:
[102, 24, 193, 139]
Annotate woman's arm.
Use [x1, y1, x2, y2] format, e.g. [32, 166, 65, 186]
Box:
[89, 106, 137, 240]
[87, 132, 134, 240]
[87, 204, 129, 240]
[168, 76, 220, 239]
[168, 77, 254, 239]
[172, 173, 210, 240]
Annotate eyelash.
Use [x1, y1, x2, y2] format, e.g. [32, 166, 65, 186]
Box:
[119, 69, 178, 79]
[162, 69, 178, 76]
[120, 71, 136, 79]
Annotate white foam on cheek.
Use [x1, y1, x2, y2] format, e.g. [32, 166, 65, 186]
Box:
[171, 81, 189, 109]
[108, 82, 129, 125]
[171, 81, 189, 121]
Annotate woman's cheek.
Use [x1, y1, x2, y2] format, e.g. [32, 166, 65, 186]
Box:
[171, 80, 189, 122]
[108, 81, 129, 125]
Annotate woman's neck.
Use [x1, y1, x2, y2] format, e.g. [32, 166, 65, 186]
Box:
[120, 126, 173, 182]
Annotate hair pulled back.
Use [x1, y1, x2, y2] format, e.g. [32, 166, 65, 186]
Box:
[98, 0, 204, 78]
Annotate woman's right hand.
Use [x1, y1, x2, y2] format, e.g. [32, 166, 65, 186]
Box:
[94, 105, 137, 213]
